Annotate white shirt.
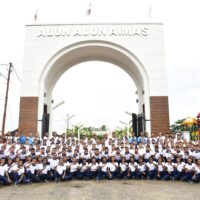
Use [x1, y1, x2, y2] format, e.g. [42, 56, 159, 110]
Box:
[119, 163, 128, 172]
[17, 166, 25, 175]
[81, 153, 90, 160]
[24, 162, 32, 171]
[108, 162, 118, 172]
[146, 162, 156, 171]
[30, 164, 37, 174]
[70, 163, 80, 172]
[40, 165, 50, 174]
[144, 152, 153, 160]
[157, 163, 164, 172]
[8, 163, 18, 173]
[36, 163, 43, 171]
[185, 163, 195, 172]
[193, 152, 200, 159]
[89, 163, 99, 171]
[174, 162, 185, 172]
[99, 162, 109, 172]
[64, 162, 71, 168]
[80, 163, 89, 172]
[194, 165, 200, 174]
[129, 162, 137, 172]
[0, 164, 8, 176]
[49, 159, 59, 169]
[56, 165, 66, 174]
[137, 163, 146, 172]
[165, 163, 174, 172]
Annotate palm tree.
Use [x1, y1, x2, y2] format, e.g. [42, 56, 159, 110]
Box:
[100, 125, 107, 131]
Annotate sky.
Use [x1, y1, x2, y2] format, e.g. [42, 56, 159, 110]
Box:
[0, 0, 200, 133]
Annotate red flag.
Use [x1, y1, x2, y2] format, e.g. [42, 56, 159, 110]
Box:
[34, 10, 38, 21]
[86, 3, 92, 16]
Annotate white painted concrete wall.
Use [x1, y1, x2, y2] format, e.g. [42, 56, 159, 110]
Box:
[20, 23, 168, 134]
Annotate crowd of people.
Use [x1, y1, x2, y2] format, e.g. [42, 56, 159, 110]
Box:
[0, 131, 200, 186]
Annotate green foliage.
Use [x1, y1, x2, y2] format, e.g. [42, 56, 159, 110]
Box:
[170, 119, 185, 132]
[100, 125, 107, 131]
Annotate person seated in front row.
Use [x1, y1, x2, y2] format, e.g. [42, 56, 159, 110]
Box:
[146, 157, 157, 180]
[127, 156, 137, 179]
[0, 158, 11, 185]
[107, 156, 118, 180]
[88, 157, 99, 179]
[192, 159, 200, 183]
[117, 157, 128, 179]
[78, 158, 89, 180]
[135, 157, 147, 180]
[54, 158, 66, 182]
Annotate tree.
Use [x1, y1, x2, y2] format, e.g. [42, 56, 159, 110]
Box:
[100, 125, 107, 131]
[170, 118, 185, 132]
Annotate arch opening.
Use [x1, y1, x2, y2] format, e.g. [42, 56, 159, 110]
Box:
[38, 40, 150, 136]
[51, 61, 138, 133]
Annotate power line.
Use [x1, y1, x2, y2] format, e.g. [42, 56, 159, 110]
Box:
[0, 63, 9, 66]
[0, 72, 8, 80]
[12, 65, 21, 81]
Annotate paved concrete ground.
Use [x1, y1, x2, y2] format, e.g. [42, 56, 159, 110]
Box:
[0, 180, 199, 200]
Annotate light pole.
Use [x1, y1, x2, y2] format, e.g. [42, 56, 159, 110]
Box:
[77, 124, 84, 142]
[52, 100, 65, 109]
[1, 63, 12, 138]
[65, 114, 75, 140]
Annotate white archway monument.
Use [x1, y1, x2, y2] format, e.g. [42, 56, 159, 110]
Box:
[19, 23, 170, 136]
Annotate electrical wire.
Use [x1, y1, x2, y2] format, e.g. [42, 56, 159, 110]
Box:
[12, 64, 21, 81]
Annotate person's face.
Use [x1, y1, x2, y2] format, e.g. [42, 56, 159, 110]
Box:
[43, 159, 47, 164]
[95, 149, 99, 154]
[197, 159, 200, 165]
[8, 159, 12, 165]
[27, 157, 32, 161]
[139, 158, 143, 163]
[187, 158, 192, 164]
[92, 158, 96, 163]
[0, 159, 5, 165]
[18, 161, 23, 166]
[84, 150, 88, 154]
[111, 157, 115, 162]
[149, 158, 153, 163]
[176, 157, 181, 163]
[82, 159, 87, 164]
[38, 157, 42, 162]
[32, 159, 37, 164]
[167, 158, 171, 163]
[102, 157, 107, 162]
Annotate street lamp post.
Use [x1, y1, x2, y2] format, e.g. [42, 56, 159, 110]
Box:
[65, 114, 75, 140]
[77, 124, 84, 142]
